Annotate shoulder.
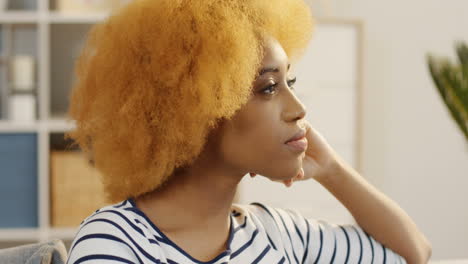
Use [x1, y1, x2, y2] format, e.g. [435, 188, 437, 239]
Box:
[234, 202, 311, 232]
[231, 202, 310, 247]
[67, 199, 165, 264]
[233, 203, 407, 263]
[73, 199, 147, 241]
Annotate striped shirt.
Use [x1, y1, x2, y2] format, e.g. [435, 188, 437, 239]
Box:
[67, 199, 407, 263]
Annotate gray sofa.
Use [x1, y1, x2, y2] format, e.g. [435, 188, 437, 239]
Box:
[0, 239, 67, 264]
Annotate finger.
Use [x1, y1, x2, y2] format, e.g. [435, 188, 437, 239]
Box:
[284, 179, 293, 187]
[297, 167, 304, 179]
[290, 168, 304, 182]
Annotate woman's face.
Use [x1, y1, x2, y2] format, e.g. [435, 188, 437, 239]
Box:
[215, 36, 308, 182]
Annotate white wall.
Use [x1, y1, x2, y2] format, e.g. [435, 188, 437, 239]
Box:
[306, 0, 468, 260]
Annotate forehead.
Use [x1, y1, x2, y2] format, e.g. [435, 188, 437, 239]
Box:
[260, 37, 289, 68]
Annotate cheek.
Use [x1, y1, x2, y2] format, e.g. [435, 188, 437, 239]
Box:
[219, 118, 303, 180]
[255, 142, 303, 180]
[219, 125, 272, 169]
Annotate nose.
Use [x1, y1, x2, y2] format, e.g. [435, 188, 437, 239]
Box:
[281, 93, 307, 122]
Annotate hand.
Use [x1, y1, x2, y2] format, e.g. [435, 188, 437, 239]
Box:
[249, 120, 343, 187]
[299, 120, 343, 182]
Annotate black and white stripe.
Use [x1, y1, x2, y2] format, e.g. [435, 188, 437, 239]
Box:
[67, 199, 407, 264]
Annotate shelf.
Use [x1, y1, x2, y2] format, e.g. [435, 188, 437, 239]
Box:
[46, 118, 76, 132]
[0, 11, 110, 24]
[0, 227, 77, 241]
[0, 0, 120, 248]
[0, 119, 75, 133]
[0, 12, 39, 24]
[47, 11, 109, 24]
[0, 120, 38, 132]
[0, 228, 40, 241]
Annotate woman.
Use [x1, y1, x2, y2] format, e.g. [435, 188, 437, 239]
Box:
[65, 0, 431, 263]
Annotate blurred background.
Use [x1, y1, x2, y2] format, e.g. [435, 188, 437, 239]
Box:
[0, 0, 466, 262]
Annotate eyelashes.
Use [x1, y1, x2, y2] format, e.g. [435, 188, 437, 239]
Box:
[261, 76, 297, 95]
[287, 76, 297, 87]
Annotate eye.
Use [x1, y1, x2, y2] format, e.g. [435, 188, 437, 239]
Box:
[287, 76, 297, 90]
[261, 83, 278, 95]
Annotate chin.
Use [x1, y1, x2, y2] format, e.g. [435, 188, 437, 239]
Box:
[254, 150, 305, 180]
[263, 163, 302, 181]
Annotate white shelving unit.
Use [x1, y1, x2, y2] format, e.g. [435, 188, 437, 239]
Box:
[0, 0, 110, 249]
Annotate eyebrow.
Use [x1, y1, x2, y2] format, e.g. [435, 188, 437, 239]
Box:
[258, 63, 291, 76]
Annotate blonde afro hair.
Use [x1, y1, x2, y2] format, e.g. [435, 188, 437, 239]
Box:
[65, 0, 314, 203]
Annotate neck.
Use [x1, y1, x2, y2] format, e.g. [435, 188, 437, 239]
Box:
[134, 148, 245, 233]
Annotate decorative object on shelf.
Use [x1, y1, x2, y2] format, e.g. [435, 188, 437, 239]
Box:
[7, 55, 37, 121]
[9, 94, 36, 121]
[50, 151, 108, 227]
[55, 0, 126, 13]
[11, 55, 35, 92]
[427, 42, 468, 143]
[0, 0, 8, 12]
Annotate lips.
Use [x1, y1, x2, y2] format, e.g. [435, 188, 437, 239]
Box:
[285, 129, 306, 144]
[285, 129, 308, 152]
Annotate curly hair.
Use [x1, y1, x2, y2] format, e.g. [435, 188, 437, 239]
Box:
[65, 0, 314, 203]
